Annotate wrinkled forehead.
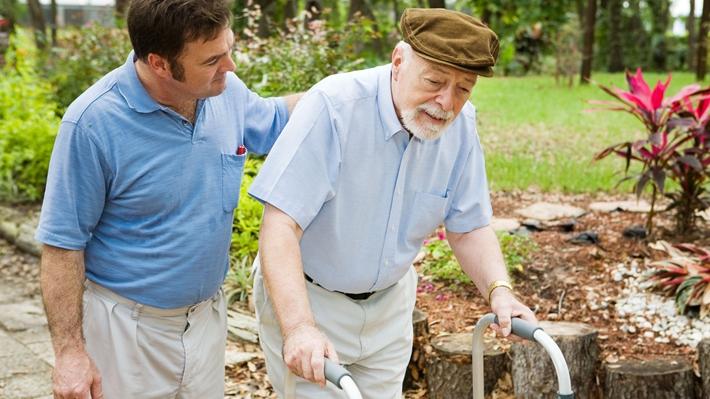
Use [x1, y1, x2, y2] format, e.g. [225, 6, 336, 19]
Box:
[410, 52, 478, 84]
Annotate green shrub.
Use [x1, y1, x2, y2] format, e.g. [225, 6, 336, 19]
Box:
[230, 158, 264, 262]
[233, 8, 380, 96]
[43, 24, 131, 112]
[420, 229, 538, 284]
[0, 31, 60, 202]
[224, 254, 253, 305]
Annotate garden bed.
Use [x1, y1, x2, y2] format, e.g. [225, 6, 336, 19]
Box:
[417, 190, 707, 361]
[226, 190, 710, 398]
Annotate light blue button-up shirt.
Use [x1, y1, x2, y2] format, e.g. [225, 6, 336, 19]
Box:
[249, 64, 491, 294]
[36, 52, 288, 308]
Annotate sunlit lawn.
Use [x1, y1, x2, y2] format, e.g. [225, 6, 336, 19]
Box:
[472, 72, 701, 193]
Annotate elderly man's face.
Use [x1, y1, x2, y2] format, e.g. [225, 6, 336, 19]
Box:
[391, 47, 477, 140]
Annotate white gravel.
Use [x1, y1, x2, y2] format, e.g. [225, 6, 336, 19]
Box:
[611, 261, 710, 348]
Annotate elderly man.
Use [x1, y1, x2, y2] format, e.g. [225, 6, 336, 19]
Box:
[249, 8, 536, 398]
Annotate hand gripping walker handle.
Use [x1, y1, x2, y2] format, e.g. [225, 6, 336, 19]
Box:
[324, 358, 363, 399]
[324, 358, 351, 388]
[493, 314, 542, 341]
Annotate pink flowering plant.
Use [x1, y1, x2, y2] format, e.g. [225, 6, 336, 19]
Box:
[593, 69, 710, 235]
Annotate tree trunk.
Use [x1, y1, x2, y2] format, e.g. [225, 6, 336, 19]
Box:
[512, 322, 600, 399]
[403, 308, 429, 390]
[699, 338, 710, 398]
[648, 0, 671, 71]
[575, 0, 585, 25]
[426, 333, 509, 399]
[26, 0, 47, 49]
[580, 0, 597, 84]
[688, 0, 697, 70]
[284, 0, 297, 23]
[254, 0, 277, 37]
[348, 0, 383, 56]
[50, 0, 57, 46]
[624, 0, 648, 69]
[603, 359, 698, 398]
[698, 0, 710, 80]
[427, 0, 445, 8]
[607, 0, 624, 71]
[392, 0, 400, 29]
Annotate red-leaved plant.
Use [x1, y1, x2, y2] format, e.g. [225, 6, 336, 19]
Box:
[645, 241, 710, 316]
[592, 69, 710, 235]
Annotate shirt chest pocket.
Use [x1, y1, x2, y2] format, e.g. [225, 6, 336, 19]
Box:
[221, 153, 246, 213]
[407, 191, 448, 242]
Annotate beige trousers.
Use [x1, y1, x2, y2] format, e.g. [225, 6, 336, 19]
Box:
[82, 280, 227, 399]
[254, 262, 417, 399]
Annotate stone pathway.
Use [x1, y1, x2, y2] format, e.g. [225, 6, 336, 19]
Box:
[0, 243, 53, 399]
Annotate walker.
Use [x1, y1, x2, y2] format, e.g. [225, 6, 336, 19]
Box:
[324, 314, 575, 399]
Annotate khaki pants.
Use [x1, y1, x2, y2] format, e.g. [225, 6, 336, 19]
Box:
[254, 262, 417, 399]
[82, 280, 227, 399]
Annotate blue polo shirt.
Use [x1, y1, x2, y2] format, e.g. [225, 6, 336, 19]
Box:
[249, 65, 492, 294]
[36, 53, 288, 308]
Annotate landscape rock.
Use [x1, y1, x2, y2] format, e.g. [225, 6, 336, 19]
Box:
[568, 231, 599, 245]
[515, 202, 585, 221]
[622, 225, 648, 239]
[225, 349, 259, 367]
[490, 217, 520, 232]
[589, 200, 651, 213]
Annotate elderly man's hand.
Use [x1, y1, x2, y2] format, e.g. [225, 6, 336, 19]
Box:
[282, 323, 339, 387]
[489, 289, 537, 337]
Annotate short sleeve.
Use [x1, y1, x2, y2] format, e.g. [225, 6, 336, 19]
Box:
[443, 136, 493, 233]
[248, 91, 340, 230]
[35, 122, 108, 250]
[240, 79, 289, 155]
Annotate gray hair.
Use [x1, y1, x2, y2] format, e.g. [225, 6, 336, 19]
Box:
[395, 41, 414, 62]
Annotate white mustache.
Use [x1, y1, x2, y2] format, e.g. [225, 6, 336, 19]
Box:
[417, 103, 454, 122]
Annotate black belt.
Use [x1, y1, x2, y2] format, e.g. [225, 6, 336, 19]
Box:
[304, 273, 376, 300]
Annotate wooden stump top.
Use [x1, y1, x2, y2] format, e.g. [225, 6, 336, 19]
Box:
[413, 307, 427, 323]
[539, 321, 597, 336]
[605, 359, 692, 376]
[430, 333, 505, 357]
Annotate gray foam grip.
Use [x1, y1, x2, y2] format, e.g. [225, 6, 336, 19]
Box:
[324, 359, 351, 389]
[493, 315, 542, 341]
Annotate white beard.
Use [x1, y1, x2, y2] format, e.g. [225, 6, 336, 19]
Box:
[401, 102, 455, 140]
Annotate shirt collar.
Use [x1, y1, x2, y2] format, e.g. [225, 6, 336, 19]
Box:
[377, 64, 406, 141]
[116, 51, 164, 114]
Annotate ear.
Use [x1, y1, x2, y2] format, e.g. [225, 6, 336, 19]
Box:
[391, 47, 404, 81]
[146, 53, 172, 79]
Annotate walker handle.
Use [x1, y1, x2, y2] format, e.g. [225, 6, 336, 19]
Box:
[493, 315, 542, 341]
[324, 358, 351, 389]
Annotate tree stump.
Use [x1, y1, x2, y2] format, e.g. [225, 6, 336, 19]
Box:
[404, 308, 430, 390]
[699, 338, 710, 399]
[603, 358, 698, 399]
[426, 333, 509, 399]
[512, 321, 599, 399]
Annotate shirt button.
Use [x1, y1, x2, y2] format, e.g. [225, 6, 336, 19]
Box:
[390, 226, 395, 232]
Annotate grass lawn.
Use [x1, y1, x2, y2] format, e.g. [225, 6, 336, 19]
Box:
[471, 72, 702, 193]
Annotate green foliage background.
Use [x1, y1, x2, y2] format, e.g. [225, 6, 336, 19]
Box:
[0, 32, 59, 202]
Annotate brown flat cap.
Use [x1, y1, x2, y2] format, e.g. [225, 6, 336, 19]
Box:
[400, 8, 499, 77]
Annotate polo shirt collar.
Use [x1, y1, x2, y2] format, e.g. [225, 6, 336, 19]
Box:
[377, 64, 406, 141]
[116, 51, 163, 114]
